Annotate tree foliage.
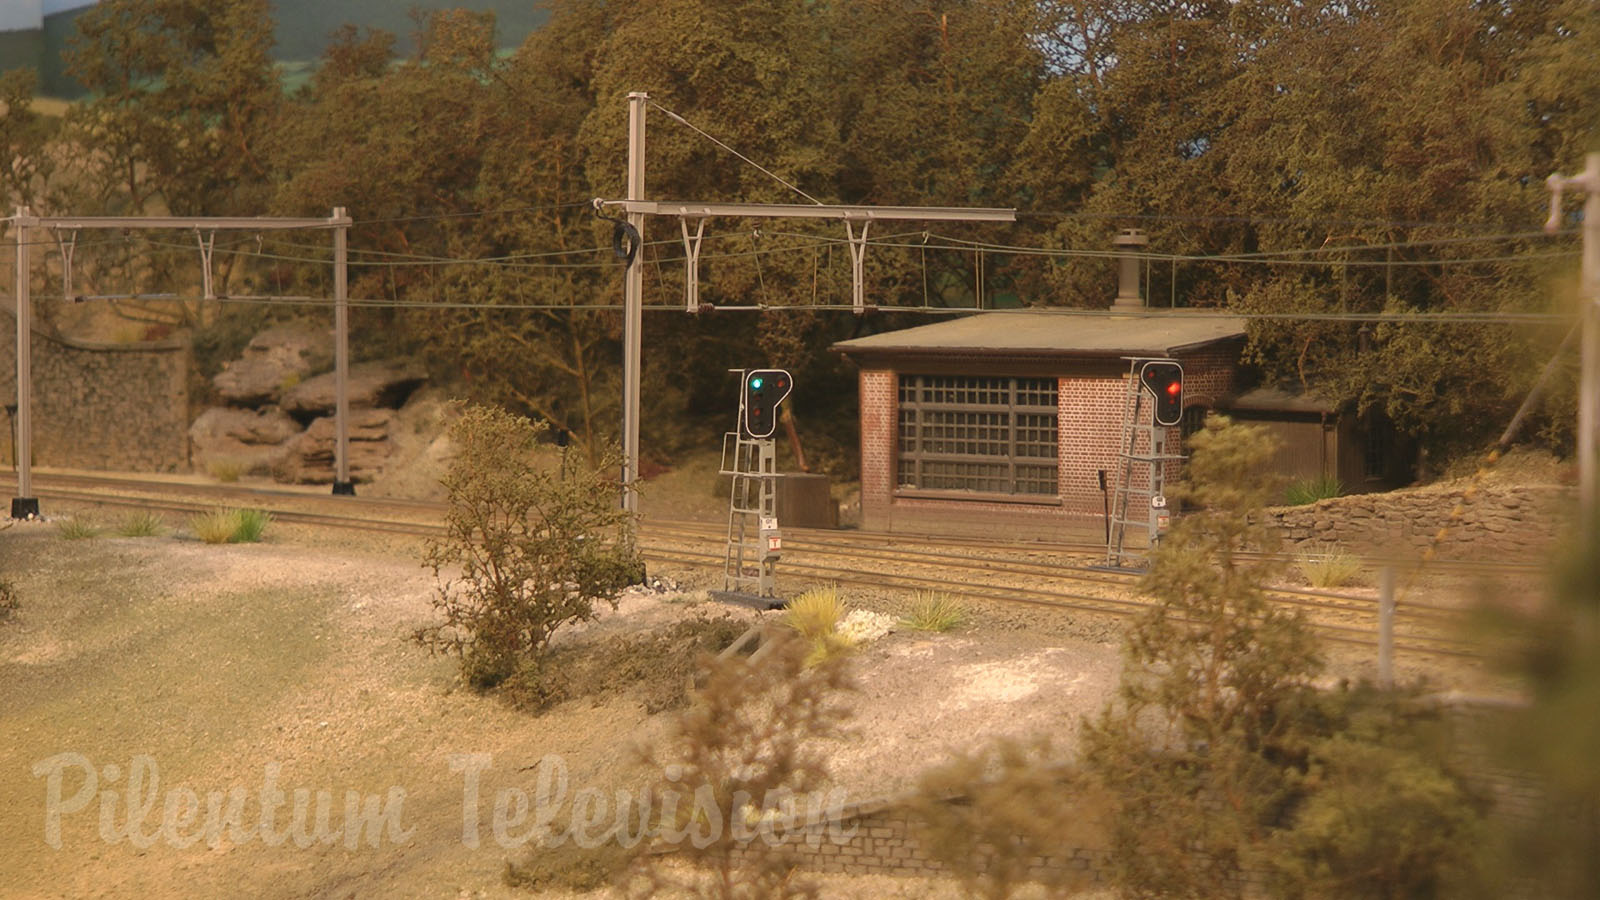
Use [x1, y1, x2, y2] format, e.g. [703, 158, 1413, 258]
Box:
[1085, 416, 1484, 898]
[13, 0, 1597, 462]
[1474, 518, 1600, 898]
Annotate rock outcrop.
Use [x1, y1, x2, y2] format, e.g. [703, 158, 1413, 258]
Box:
[191, 321, 427, 485]
[281, 359, 426, 418]
[274, 410, 396, 484]
[211, 323, 333, 406]
[189, 407, 300, 475]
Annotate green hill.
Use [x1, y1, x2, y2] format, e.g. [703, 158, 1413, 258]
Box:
[8, 1, 549, 97]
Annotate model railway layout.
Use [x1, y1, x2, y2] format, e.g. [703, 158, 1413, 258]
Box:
[1, 471, 1520, 662]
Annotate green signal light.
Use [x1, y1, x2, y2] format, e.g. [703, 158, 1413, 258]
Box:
[750, 377, 764, 390]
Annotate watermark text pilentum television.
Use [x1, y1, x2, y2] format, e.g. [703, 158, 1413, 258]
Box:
[30, 752, 857, 852]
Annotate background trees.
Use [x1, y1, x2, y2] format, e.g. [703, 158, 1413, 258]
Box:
[4, 0, 1595, 465]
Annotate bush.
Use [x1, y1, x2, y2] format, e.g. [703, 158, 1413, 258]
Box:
[909, 737, 1104, 900]
[506, 615, 746, 714]
[1086, 417, 1483, 899]
[414, 404, 641, 690]
[56, 518, 100, 540]
[1298, 543, 1364, 588]
[630, 633, 854, 900]
[901, 591, 965, 632]
[113, 510, 165, 537]
[1285, 474, 1343, 505]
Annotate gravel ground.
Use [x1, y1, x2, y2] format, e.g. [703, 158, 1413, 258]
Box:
[0, 512, 1137, 900]
[0, 484, 1511, 899]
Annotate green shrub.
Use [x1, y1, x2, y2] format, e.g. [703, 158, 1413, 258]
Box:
[414, 404, 642, 690]
[901, 592, 966, 632]
[1285, 474, 1343, 506]
[191, 509, 240, 544]
[56, 518, 100, 540]
[1298, 543, 1364, 588]
[206, 458, 247, 483]
[113, 510, 165, 537]
[232, 508, 271, 543]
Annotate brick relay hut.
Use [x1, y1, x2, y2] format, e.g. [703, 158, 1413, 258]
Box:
[831, 311, 1248, 538]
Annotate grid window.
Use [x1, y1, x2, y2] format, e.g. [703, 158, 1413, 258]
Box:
[896, 375, 1059, 496]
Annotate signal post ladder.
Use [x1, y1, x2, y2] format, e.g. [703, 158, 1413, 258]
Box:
[720, 369, 793, 599]
[1107, 358, 1185, 568]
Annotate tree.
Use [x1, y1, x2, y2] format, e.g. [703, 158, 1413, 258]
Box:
[1084, 416, 1483, 898]
[1016, 0, 1599, 456]
[0, 68, 56, 210]
[414, 404, 641, 690]
[1474, 516, 1600, 898]
[63, 0, 281, 216]
[57, 0, 283, 329]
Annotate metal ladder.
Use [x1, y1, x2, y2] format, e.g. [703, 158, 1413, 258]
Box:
[720, 430, 779, 596]
[1106, 357, 1185, 568]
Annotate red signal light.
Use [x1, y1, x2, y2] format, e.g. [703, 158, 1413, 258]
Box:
[1166, 381, 1181, 396]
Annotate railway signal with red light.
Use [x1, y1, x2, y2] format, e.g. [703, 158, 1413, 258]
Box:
[742, 368, 794, 438]
[1140, 362, 1184, 426]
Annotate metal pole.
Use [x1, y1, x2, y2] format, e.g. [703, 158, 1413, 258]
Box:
[1548, 152, 1600, 539]
[1580, 153, 1600, 537]
[1378, 566, 1395, 689]
[12, 207, 38, 519]
[331, 207, 354, 496]
[621, 92, 647, 514]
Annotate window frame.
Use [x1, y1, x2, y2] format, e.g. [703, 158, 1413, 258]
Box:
[894, 373, 1061, 502]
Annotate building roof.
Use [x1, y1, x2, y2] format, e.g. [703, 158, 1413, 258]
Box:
[1222, 387, 1336, 414]
[831, 311, 1248, 361]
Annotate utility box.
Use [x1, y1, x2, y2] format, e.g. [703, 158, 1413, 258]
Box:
[776, 473, 837, 529]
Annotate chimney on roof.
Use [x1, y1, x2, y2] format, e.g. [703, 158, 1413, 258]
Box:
[1111, 228, 1149, 311]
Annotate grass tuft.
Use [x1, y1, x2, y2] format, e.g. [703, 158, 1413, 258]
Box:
[1298, 543, 1364, 588]
[233, 508, 272, 543]
[901, 592, 966, 632]
[113, 510, 166, 538]
[191, 509, 241, 544]
[1284, 474, 1343, 506]
[784, 586, 854, 666]
[785, 586, 845, 639]
[56, 518, 100, 540]
[206, 458, 247, 483]
[192, 508, 272, 544]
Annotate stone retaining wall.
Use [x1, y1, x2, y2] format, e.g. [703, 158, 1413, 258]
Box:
[1266, 483, 1573, 562]
[0, 305, 189, 472]
[716, 798, 1109, 883]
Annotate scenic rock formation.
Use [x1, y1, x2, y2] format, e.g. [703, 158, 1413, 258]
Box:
[189, 322, 426, 483]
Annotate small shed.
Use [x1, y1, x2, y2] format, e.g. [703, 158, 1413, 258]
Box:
[1218, 388, 1413, 493]
[831, 311, 1247, 538]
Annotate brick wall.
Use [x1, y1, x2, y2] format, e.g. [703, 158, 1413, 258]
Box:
[857, 349, 1243, 538]
[859, 369, 896, 528]
[715, 797, 1110, 883]
[0, 306, 190, 472]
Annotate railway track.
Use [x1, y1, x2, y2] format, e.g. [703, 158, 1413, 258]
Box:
[2, 471, 1506, 660]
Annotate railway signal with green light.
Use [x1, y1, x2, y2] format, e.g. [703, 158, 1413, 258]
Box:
[742, 369, 793, 438]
